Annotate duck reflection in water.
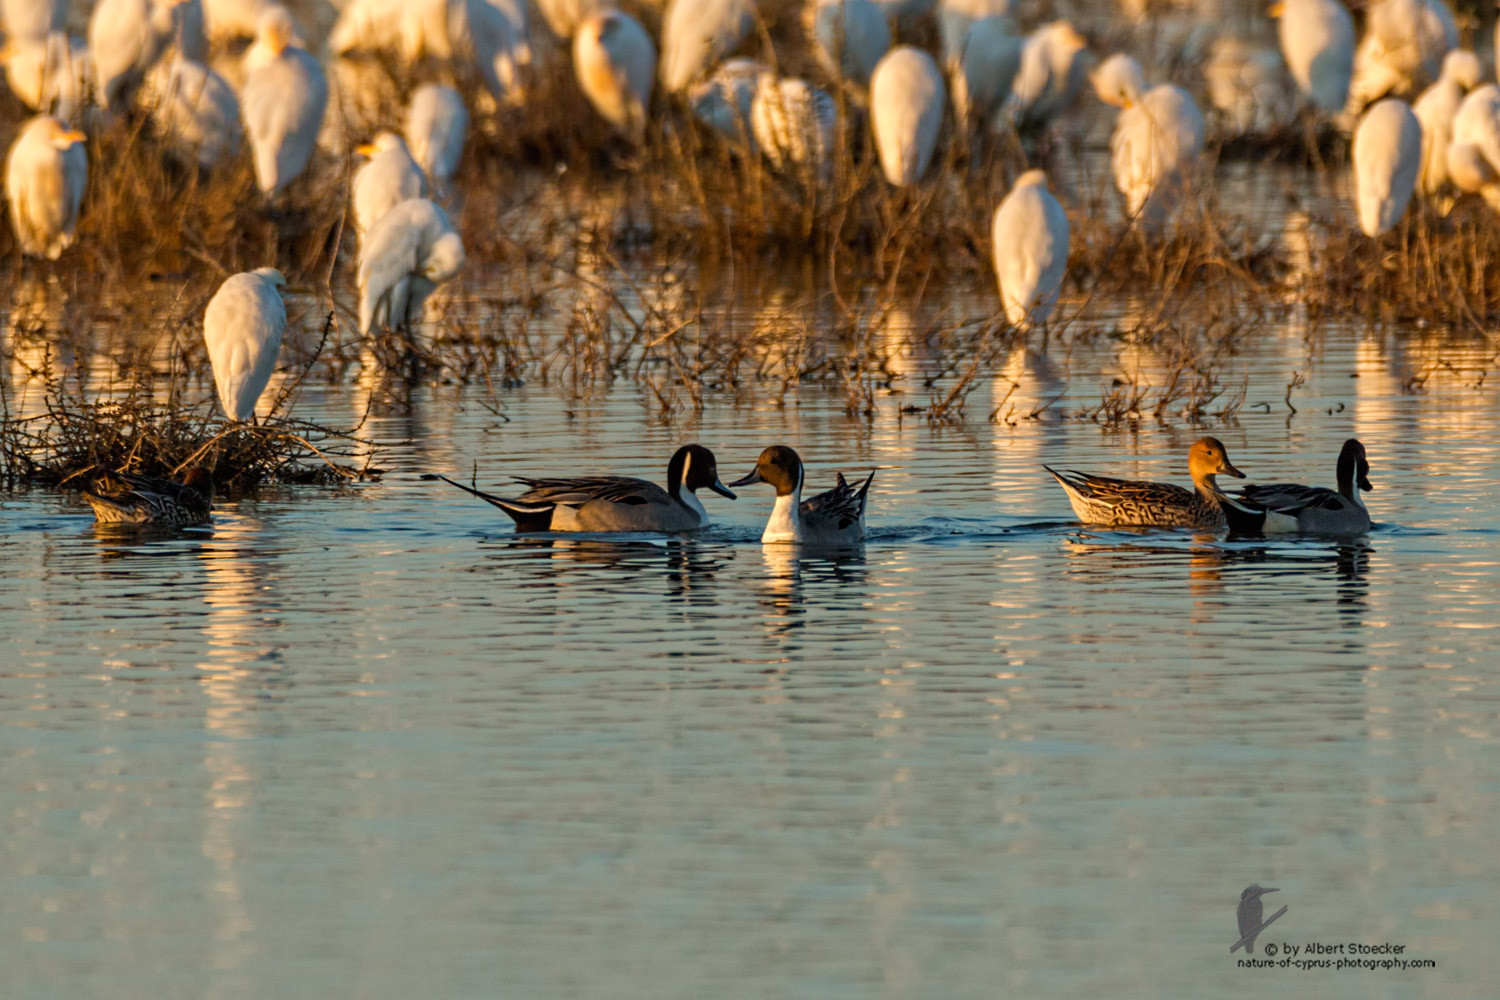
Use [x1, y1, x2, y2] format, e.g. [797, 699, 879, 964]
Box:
[492, 535, 729, 608]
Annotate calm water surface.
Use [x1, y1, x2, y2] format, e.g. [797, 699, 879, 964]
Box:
[3, 294, 1497, 997]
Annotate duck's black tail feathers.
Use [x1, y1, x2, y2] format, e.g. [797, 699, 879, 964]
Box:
[429, 474, 555, 531]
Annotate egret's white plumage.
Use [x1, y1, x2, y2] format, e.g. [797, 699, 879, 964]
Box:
[572, 10, 656, 140]
[991, 169, 1068, 328]
[0, 32, 94, 121]
[950, 15, 1022, 125]
[1272, 0, 1354, 115]
[1005, 21, 1090, 130]
[660, 0, 754, 94]
[353, 132, 427, 233]
[89, 0, 191, 112]
[329, 0, 532, 101]
[534, 0, 610, 40]
[1413, 49, 1482, 195]
[870, 46, 945, 187]
[750, 75, 837, 182]
[203, 267, 287, 422]
[1446, 84, 1500, 209]
[358, 198, 466, 335]
[1347, 0, 1455, 113]
[1201, 37, 1296, 138]
[937, 0, 1014, 69]
[147, 57, 242, 169]
[4, 115, 87, 260]
[1093, 53, 1205, 230]
[241, 9, 327, 195]
[810, 0, 889, 88]
[406, 84, 468, 197]
[690, 58, 770, 149]
[2, 0, 68, 41]
[1352, 98, 1421, 235]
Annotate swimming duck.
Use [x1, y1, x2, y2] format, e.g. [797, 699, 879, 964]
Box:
[82, 468, 214, 527]
[1222, 439, 1373, 535]
[729, 445, 873, 544]
[1045, 437, 1245, 529]
[431, 444, 735, 532]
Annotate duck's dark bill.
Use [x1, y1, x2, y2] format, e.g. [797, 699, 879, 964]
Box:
[708, 479, 737, 499]
[1221, 461, 1247, 479]
[729, 469, 763, 488]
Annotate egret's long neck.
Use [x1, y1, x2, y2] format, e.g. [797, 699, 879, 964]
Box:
[763, 482, 803, 543]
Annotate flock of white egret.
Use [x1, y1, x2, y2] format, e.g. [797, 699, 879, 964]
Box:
[2, 0, 1498, 427]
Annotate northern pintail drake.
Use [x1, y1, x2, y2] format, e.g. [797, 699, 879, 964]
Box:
[729, 445, 873, 545]
[82, 468, 214, 528]
[1045, 437, 1246, 530]
[1222, 438, 1374, 535]
[431, 444, 735, 532]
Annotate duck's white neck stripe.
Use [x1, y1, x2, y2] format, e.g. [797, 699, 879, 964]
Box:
[763, 482, 803, 544]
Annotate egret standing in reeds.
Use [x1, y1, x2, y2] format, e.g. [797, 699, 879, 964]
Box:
[203, 268, 288, 422]
[2, 0, 68, 40]
[242, 6, 327, 196]
[406, 84, 468, 198]
[1093, 52, 1205, 232]
[572, 10, 656, 141]
[358, 199, 466, 335]
[0, 32, 94, 122]
[1445, 84, 1500, 211]
[4, 116, 87, 260]
[870, 47, 945, 187]
[751, 75, 838, 182]
[937, 0, 1014, 70]
[148, 57, 242, 170]
[1347, 0, 1454, 114]
[1272, 0, 1355, 116]
[991, 170, 1068, 328]
[1413, 49, 1483, 196]
[1005, 21, 1090, 132]
[810, 0, 890, 88]
[659, 0, 754, 94]
[89, 0, 192, 113]
[690, 59, 770, 149]
[950, 15, 1022, 128]
[1353, 98, 1421, 235]
[353, 132, 427, 234]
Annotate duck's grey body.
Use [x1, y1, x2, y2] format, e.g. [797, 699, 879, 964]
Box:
[432, 444, 735, 533]
[1225, 439, 1374, 535]
[1045, 437, 1247, 530]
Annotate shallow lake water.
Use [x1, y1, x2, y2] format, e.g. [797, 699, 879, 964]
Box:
[4, 265, 1498, 996]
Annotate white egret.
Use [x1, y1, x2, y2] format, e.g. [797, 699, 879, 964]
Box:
[4, 116, 87, 260]
[329, 0, 532, 101]
[991, 169, 1068, 328]
[690, 58, 770, 149]
[572, 9, 656, 141]
[1201, 37, 1296, 138]
[202, 0, 290, 44]
[869, 46, 945, 187]
[89, 0, 191, 113]
[810, 0, 889, 88]
[951, 15, 1022, 127]
[353, 132, 427, 234]
[0, 33, 94, 121]
[147, 57, 242, 170]
[660, 0, 754, 94]
[1271, 0, 1354, 115]
[240, 3, 300, 78]
[937, 0, 1014, 69]
[241, 8, 327, 195]
[1353, 98, 1421, 235]
[750, 75, 837, 182]
[1005, 21, 1090, 131]
[358, 198, 466, 335]
[1347, 0, 1455, 113]
[1092, 52, 1205, 231]
[1413, 49, 1483, 195]
[202, 268, 287, 422]
[1446, 84, 1500, 210]
[406, 84, 469, 197]
[2, 0, 68, 41]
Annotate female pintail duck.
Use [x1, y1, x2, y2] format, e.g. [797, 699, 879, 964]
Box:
[729, 445, 873, 544]
[1222, 438, 1373, 535]
[430, 443, 736, 532]
[1045, 437, 1246, 530]
[82, 468, 214, 528]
